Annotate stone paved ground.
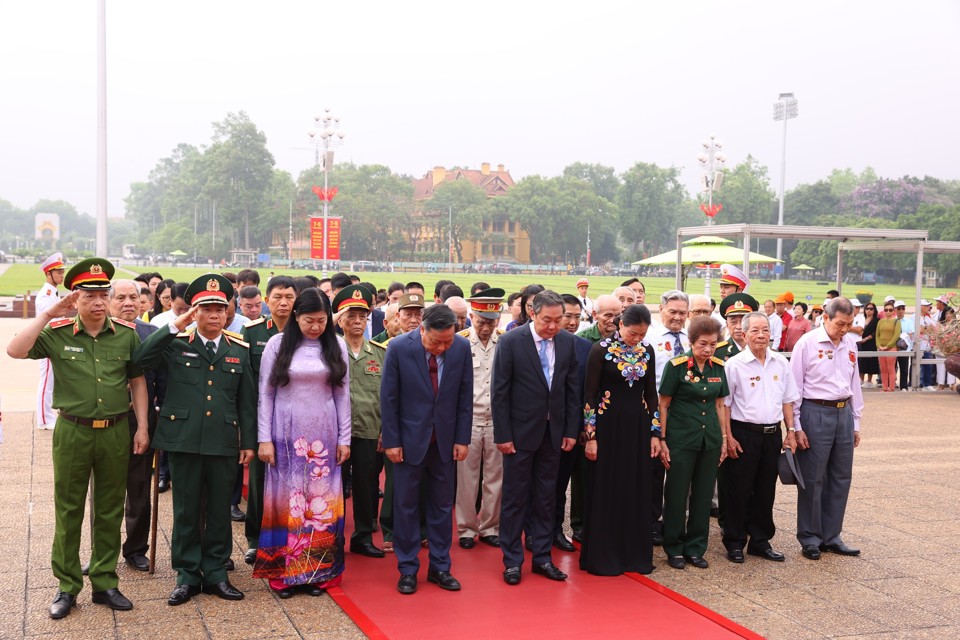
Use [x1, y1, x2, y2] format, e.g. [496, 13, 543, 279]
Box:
[3, 316, 960, 639]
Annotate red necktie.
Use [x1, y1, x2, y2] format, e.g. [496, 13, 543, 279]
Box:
[428, 354, 439, 396]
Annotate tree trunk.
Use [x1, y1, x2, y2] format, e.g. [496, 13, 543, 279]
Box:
[946, 354, 960, 379]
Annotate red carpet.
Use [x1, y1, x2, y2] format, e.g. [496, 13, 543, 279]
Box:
[329, 508, 761, 640]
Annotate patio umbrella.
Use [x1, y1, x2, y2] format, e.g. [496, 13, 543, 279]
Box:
[632, 245, 780, 266]
[169, 250, 188, 257]
[792, 264, 815, 270]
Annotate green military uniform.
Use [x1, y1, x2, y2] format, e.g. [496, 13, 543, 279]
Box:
[26, 258, 143, 598]
[659, 352, 729, 559]
[134, 275, 256, 589]
[716, 339, 741, 361]
[371, 329, 389, 345]
[240, 315, 281, 551]
[576, 323, 604, 344]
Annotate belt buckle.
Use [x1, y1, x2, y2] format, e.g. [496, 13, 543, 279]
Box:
[92, 419, 109, 429]
[836, 401, 846, 408]
[763, 426, 776, 434]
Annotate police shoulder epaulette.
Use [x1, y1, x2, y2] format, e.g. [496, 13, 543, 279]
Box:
[111, 317, 136, 329]
[716, 340, 729, 348]
[225, 334, 250, 348]
[711, 356, 726, 366]
[457, 329, 470, 337]
[49, 318, 73, 329]
[244, 317, 266, 328]
[369, 340, 386, 349]
[670, 355, 689, 366]
[223, 329, 244, 340]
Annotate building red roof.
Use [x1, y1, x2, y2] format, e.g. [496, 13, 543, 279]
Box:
[413, 163, 515, 201]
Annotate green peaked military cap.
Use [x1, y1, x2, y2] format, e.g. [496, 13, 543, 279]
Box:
[186, 273, 234, 306]
[64, 257, 115, 290]
[333, 284, 374, 313]
[719, 292, 759, 318]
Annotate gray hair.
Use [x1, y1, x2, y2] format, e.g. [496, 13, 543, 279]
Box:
[825, 297, 854, 319]
[740, 311, 770, 332]
[660, 289, 689, 306]
[531, 290, 564, 315]
[422, 304, 457, 331]
[109, 279, 140, 299]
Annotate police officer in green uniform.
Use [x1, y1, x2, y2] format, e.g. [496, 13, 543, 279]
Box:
[7, 258, 150, 619]
[239, 275, 296, 564]
[334, 284, 388, 558]
[134, 274, 256, 606]
[657, 314, 729, 570]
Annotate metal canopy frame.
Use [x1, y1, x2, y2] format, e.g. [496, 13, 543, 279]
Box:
[673, 223, 960, 388]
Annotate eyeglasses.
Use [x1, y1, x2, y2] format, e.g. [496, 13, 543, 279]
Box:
[689, 309, 711, 316]
[884, 307, 894, 312]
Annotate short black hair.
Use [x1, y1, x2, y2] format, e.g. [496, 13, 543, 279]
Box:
[293, 276, 317, 294]
[561, 294, 582, 309]
[239, 285, 261, 300]
[470, 281, 491, 296]
[237, 269, 260, 285]
[350, 275, 361, 284]
[439, 283, 464, 302]
[620, 277, 645, 292]
[266, 275, 296, 296]
[330, 272, 352, 290]
[827, 289, 840, 298]
[405, 281, 425, 293]
[434, 280, 455, 297]
[621, 304, 652, 327]
[360, 282, 377, 297]
[388, 281, 405, 295]
[422, 304, 457, 331]
[171, 282, 189, 302]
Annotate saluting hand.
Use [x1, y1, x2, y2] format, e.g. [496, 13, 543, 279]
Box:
[173, 304, 200, 332]
[47, 289, 80, 318]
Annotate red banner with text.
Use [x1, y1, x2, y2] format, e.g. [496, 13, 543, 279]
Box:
[310, 217, 342, 261]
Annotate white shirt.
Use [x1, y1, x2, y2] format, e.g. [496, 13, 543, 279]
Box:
[151, 309, 176, 328]
[648, 324, 689, 389]
[767, 312, 783, 351]
[724, 348, 800, 425]
[35, 282, 61, 317]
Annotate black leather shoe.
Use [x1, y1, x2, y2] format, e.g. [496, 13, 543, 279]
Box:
[820, 543, 860, 556]
[202, 580, 244, 600]
[276, 587, 295, 599]
[685, 555, 709, 569]
[652, 531, 664, 546]
[397, 574, 417, 594]
[81, 562, 89, 576]
[709, 507, 720, 518]
[532, 562, 567, 581]
[427, 569, 461, 591]
[49, 591, 76, 619]
[749, 548, 786, 562]
[306, 585, 324, 597]
[125, 553, 150, 572]
[667, 555, 686, 569]
[801, 545, 821, 560]
[167, 584, 200, 606]
[158, 478, 170, 493]
[230, 505, 246, 522]
[503, 566, 521, 585]
[727, 549, 745, 563]
[458, 537, 476, 549]
[553, 534, 575, 552]
[244, 548, 257, 564]
[479, 535, 501, 547]
[92, 588, 133, 611]
[571, 529, 584, 543]
[224, 558, 235, 571]
[351, 541, 386, 558]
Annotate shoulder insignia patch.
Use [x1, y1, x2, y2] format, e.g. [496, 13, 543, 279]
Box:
[49, 318, 74, 329]
[244, 317, 266, 328]
[711, 356, 726, 366]
[497, 328, 505, 334]
[223, 329, 243, 340]
[224, 334, 250, 348]
[176, 330, 194, 339]
[111, 317, 136, 329]
[457, 329, 470, 337]
[369, 340, 386, 350]
[716, 340, 729, 348]
[670, 355, 689, 366]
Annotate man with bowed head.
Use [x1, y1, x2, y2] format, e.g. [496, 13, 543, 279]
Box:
[380, 304, 473, 594]
[493, 291, 580, 585]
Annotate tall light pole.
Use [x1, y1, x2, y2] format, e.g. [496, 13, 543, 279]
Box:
[308, 108, 345, 277]
[773, 92, 798, 278]
[95, 0, 107, 256]
[697, 134, 726, 297]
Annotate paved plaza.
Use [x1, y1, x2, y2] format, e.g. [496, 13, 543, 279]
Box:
[2, 316, 959, 639]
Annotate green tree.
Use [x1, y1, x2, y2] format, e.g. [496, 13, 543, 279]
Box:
[424, 180, 490, 263]
[714, 155, 776, 226]
[562, 162, 620, 202]
[616, 162, 689, 256]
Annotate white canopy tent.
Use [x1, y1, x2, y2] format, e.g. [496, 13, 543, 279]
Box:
[673, 223, 960, 388]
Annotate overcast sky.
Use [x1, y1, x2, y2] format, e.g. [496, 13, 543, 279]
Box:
[2, 1, 958, 220]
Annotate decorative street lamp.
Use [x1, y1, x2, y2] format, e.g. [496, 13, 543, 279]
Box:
[773, 92, 798, 278]
[697, 134, 726, 297]
[308, 108, 345, 277]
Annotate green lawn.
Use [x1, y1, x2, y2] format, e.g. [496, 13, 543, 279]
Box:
[1, 262, 946, 306]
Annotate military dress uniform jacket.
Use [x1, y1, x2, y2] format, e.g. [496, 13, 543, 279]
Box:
[241, 317, 281, 374]
[715, 340, 742, 362]
[346, 339, 386, 439]
[134, 327, 256, 456]
[659, 353, 729, 452]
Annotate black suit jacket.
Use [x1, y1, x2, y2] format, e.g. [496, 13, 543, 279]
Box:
[492, 324, 580, 451]
[371, 308, 385, 338]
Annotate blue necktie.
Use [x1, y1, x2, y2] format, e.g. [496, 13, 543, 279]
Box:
[539, 338, 551, 388]
[669, 332, 683, 356]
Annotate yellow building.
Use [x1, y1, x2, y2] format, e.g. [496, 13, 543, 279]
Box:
[411, 163, 530, 264]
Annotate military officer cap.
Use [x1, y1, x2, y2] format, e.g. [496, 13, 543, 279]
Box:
[719, 264, 749, 292]
[185, 273, 234, 306]
[466, 287, 505, 320]
[41, 252, 65, 274]
[64, 257, 114, 290]
[719, 292, 759, 319]
[398, 293, 425, 310]
[333, 284, 373, 313]
[576, 278, 589, 288]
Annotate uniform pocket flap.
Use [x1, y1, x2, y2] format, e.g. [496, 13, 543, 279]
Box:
[162, 406, 190, 421]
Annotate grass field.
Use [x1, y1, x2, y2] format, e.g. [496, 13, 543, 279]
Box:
[1, 262, 948, 308]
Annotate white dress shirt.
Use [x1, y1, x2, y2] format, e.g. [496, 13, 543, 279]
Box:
[724, 348, 800, 424]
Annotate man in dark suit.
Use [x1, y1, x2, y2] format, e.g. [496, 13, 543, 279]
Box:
[493, 291, 579, 585]
[381, 304, 473, 595]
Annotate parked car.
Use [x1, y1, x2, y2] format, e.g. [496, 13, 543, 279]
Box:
[354, 260, 377, 272]
[490, 262, 521, 274]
